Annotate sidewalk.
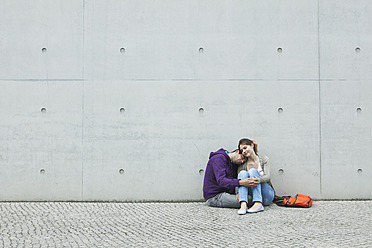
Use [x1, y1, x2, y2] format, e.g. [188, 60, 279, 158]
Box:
[0, 201, 371, 247]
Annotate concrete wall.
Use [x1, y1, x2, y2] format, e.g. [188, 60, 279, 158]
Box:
[0, 0, 371, 201]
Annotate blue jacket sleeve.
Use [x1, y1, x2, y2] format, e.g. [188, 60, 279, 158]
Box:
[210, 155, 240, 189]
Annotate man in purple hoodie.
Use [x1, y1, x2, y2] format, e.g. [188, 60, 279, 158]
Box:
[203, 148, 252, 208]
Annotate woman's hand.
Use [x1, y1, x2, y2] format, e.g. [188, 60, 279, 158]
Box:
[238, 177, 259, 188]
[247, 177, 259, 188]
[236, 193, 239, 202]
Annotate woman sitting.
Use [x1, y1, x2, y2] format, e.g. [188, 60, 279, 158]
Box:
[236, 138, 275, 215]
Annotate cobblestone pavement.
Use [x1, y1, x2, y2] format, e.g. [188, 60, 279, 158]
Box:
[0, 201, 371, 247]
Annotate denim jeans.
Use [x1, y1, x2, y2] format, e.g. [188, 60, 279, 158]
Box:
[206, 192, 250, 208]
[238, 168, 274, 206]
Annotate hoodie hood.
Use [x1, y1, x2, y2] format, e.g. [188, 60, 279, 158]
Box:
[209, 148, 229, 160]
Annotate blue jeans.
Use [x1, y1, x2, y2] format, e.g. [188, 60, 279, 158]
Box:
[238, 169, 274, 206]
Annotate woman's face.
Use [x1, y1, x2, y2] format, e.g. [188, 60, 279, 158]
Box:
[239, 143, 254, 158]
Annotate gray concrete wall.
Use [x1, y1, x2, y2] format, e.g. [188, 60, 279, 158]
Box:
[0, 0, 371, 201]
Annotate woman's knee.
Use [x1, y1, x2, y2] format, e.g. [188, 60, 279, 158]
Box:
[238, 170, 249, 180]
[248, 168, 260, 177]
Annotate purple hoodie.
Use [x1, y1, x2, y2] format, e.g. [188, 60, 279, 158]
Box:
[202, 148, 240, 199]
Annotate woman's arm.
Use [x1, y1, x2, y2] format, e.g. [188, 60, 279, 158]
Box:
[257, 155, 271, 184]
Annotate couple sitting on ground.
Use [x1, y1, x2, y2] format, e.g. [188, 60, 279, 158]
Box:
[203, 138, 275, 215]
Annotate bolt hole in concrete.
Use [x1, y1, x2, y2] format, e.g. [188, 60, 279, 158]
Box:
[40, 169, 45, 174]
[199, 169, 204, 175]
[278, 169, 284, 174]
[120, 47, 125, 53]
[119, 169, 125, 174]
[120, 108, 125, 113]
[277, 47, 283, 53]
[355, 47, 361, 53]
[41, 108, 46, 113]
[357, 107, 362, 113]
[41, 47, 47, 53]
[357, 168, 363, 174]
[278, 107, 283, 113]
[199, 107, 204, 114]
[199, 47, 204, 53]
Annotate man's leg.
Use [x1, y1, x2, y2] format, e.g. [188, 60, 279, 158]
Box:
[206, 192, 241, 208]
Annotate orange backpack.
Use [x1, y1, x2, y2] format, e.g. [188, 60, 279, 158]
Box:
[276, 194, 313, 208]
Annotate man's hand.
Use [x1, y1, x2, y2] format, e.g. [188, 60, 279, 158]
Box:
[239, 177, 259, 188]
[236, 193, 239, 202]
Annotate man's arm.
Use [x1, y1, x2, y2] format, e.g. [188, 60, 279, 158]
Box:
[212, 155, 240, 188]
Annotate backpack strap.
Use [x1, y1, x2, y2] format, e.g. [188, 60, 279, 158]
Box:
[275, 196, 290, 206]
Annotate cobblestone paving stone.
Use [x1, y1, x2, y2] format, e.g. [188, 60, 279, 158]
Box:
[0, 201, 371, 247]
